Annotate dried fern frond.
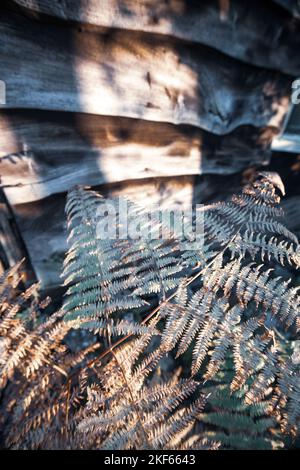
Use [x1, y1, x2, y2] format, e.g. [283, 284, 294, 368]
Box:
[272, 357, 300, 437]
[156, 173, 300, 435]
[204, 172, 299, 267]
[1, 171, 300, 450]
[63, 173, 300, 439]
[0, 265, 102, 449]
[77, 336, 217, 450]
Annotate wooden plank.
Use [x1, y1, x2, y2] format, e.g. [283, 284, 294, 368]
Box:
[11, 170, 300, 290]
[11, 177, 194, 288]
[272, 134, 300, 153]
[0, 202, 24, 267]
[0, 110, 276, 205]
[0, 10, 292, 134]
[9, 0, 300, 75]
[11, 174, 246, 289]
[0, 191, 35, 282]
[272, 105, 300, 153]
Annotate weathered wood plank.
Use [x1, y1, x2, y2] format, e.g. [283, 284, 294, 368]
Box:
[12, 194, 67, 288]
[0, 10, 291, 134]
[0, 202, 24, 267]
[9, 0, 300, 75]
[0, 110, 275, 204]
[11, 174, 245, 288]
[11, 170, 300, 289]
[11, 177, 195, 287]
[0, 190, 35, 282]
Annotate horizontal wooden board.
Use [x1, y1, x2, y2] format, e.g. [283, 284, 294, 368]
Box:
[9, 0, 300, 75]
[0, 110, 276, 204]
[11, 176, 197, 288]
[0, 10, 291, 134]
[11, 174, 300, 289]
[0, 2, 298, 290]
[11, 173, 247, 288]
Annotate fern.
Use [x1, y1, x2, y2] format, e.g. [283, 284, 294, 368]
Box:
[77, 335, 218, 450]
[62, 187, 215, 334]
[62, 188, 151, 336]
[201, 368, 284, 450]
[1, 171, 300, 449]
[0, 264, 101, 449]
[62, 172, 300, 443]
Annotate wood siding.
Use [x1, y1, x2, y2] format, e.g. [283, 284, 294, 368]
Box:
[0, 0, 298, 288]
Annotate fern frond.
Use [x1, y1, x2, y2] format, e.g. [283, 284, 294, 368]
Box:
[230, 231, 299, 267]
[1, 171, 299, 450]
[201, 362, 284, 450]
[77, 334, 213, 450]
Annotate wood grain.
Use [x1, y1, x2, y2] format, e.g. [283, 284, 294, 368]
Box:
[0, 110, 276, 205]
[0, 10, 291, 134]
[0, 2, 297, 289]
[11, 174, 246, 288]
[10, 0, 300, 75]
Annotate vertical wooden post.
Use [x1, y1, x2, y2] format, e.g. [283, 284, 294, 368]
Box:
[0, 189, 35, 282]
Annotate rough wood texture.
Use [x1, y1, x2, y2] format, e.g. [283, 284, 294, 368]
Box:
[0, 10, 291, 134]
[11, 174, 245, 288]
[0, 2, 297, 289]
[10, 0, 300, 75]
[0, 203, 24, 267]
[10, 172, 300, 289]
[0, 110, 275, 205]
[0, 190, 35, 282]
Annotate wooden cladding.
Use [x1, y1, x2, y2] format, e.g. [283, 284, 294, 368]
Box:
[0, 111, 274, 205]
[11, 0, 300, 75]
[0, 0, 297, 287]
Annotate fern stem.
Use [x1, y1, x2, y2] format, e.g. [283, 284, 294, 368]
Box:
[81, 235, 237, 373]
[111, 349, 152, 449]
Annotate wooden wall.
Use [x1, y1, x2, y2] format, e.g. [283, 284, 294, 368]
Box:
[0, 0, 299, 288]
